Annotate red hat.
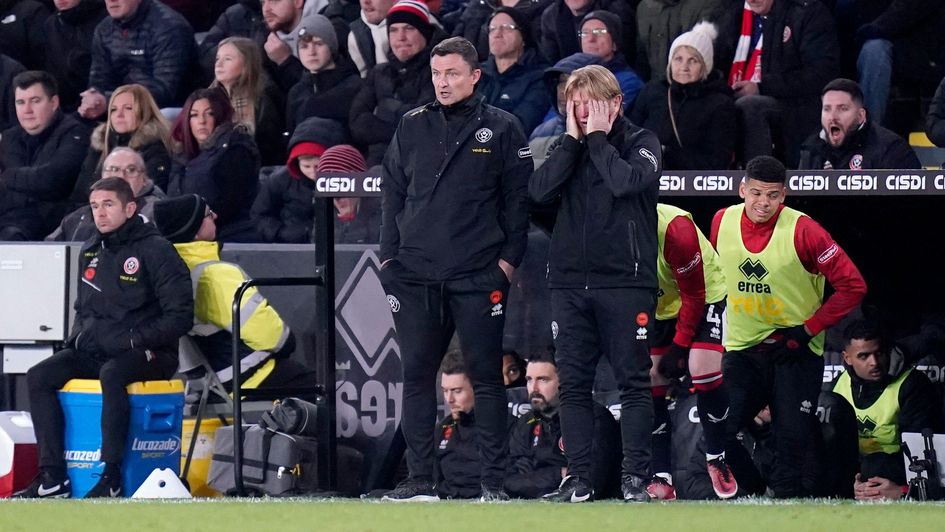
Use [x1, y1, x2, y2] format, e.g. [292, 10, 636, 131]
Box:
[287, 141, 328, 179]
[318, 145, 367, 174]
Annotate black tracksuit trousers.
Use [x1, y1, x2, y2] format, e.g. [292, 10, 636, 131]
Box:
[28, 348, 178, 469]
[380, 261, 510, 488]
[551, 287, 656, 479]
[722, 347, 824, 497]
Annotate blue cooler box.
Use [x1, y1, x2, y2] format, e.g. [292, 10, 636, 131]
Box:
[59, 379, 184, 498]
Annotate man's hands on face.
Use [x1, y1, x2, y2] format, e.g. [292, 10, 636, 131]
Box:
[854, 473, 904, 500]
[565, 99, 582, 141]
[265, 33, 292, 65]
[584, 99, 618, 135]
[78, 89, 106, 119]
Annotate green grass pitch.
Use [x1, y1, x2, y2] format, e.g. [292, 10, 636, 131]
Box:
[2, 499, 944, 532]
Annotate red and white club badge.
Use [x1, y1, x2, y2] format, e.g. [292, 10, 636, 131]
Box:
[123, 257, 140, 275]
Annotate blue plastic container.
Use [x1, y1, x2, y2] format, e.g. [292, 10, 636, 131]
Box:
[59, 379, 184, 498]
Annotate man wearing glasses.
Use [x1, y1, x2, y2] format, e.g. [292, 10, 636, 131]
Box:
[47, 147, 166, 242]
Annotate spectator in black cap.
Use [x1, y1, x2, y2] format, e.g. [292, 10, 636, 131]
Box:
[539, 0, 634, 64]
[579, 10, 642, 111]
[287, 13, 363, 133]
[451, 0, 553, 62]
[478, 7, 551, 134]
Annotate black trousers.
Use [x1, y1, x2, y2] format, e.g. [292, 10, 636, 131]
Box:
[380, 261, 510, 487]
[27, 348, 178, 468]
[551, 287, 655, 479]
[722, 347, 824, 497]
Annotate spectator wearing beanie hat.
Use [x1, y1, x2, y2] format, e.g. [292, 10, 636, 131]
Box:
[478, 7, 551, 135]
[349, 0, 446, 165]
[580, 10, 643, 111]
[539, 0, 635, 64]
[635, 0, 725, 82]
[251, 116, 348, 243]
[319, 144, 382, 244]
[154, 194, 211, 244]
[287, 14, 363, 133]
[451, 0, 553, 63]
[630, 21, 736, 170]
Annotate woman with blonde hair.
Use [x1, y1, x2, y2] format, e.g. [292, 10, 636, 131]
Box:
[70, 83, 174, 207]
[212, 36, 286, 165]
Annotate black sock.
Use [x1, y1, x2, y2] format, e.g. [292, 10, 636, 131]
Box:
[104, 463, 121, 483]
[42, 466, 67, 481]
[696, 384, 730, 456]
[651, 389, 671, 475]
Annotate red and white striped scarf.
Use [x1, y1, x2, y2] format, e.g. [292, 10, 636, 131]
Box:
[728, 2, 763, 86]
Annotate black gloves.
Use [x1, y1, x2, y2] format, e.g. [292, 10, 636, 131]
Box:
[658, 343, 690, 380]
[780, 324, 812, 351]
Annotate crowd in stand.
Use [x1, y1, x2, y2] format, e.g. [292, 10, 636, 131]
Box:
[2, 0, 945, 243]
[2, 0, 945, 502]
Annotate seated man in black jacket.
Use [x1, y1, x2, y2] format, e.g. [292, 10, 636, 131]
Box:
[16, 177, 192, 499]
[433, 350, 482, 499]
[0, 70, 89, 240]
[505, 351, 620, 499]
[831, 318, 944, 500]
[798, 78, 920, 170]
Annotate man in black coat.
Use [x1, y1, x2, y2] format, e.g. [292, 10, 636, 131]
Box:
[538, 0, 634, 64]
[505, 351, 621, 499]
[432, 351, 483, 499]
[42, 0, 107, 113]
[715, 0, 839, 167]
[798, 78, 919, 170]
[15, 177, 192, 499]
[0, 70, 90, 240]
[379, 37, 531, 502]
[530, 64, 661, 503]
[78, 0, 197, 120]
[0, 0, 49, 70]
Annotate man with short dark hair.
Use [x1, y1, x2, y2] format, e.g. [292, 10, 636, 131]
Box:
[380, 36, 531, 502]
[432, 350, 482, 499]
[47, 147, 166, 242]
[79, 0, 197, 119]
[15, 177, 192, 499]
[505, 351, 620, 499]
[832, 318, 943, 501]
[710, 155, 867, 498]
[798, 78, 919, 170]
[0, 70, 89, 240]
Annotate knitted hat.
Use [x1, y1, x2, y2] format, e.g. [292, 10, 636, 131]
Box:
[153, 194, 208, 243]
[318, 145, 367, 174]
[667, 21, 718, 80]
[490, 7, 533, 50]
[297, 14, 339, 59]
[581, 10, 622, 53]
[386, 0, 436, 44]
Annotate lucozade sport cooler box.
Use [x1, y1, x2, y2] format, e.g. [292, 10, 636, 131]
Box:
[59, 380, 184, 498]
[0, 412, 39, 498]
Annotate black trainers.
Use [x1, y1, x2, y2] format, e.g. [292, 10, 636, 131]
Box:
[85, 473, 122, 498]
[479, 483, 510, 502]
[13, 471, 72, 499]
[621, 473, 652, 502]
[541, 475, 593, 503]
[381, 477, 439, 502]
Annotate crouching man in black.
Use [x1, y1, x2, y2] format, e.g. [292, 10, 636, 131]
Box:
[16, 177, 192, 499]
[434, 350, 484, 499]
[505, 351, 621, 499]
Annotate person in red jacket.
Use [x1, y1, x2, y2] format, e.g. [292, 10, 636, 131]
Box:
[709, 155, 866, 498]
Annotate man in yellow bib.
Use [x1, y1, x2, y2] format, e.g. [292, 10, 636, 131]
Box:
[833, 318, 943, 500]
[709, 156, 866, 497]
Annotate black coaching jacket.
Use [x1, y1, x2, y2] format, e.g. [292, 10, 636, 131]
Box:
[380, 93, 532, 281]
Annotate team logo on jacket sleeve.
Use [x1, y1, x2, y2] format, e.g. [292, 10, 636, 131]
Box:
[387, 294, 401, 313]
[639, 148, 658, 171]
[123, 257, 139, 275]
[475, 128, 493, 143]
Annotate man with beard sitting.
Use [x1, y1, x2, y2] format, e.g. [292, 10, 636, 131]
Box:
[504, 351, 621, 499]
